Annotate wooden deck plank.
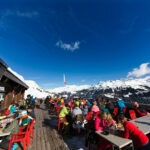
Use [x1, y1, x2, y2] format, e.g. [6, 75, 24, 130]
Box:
[24, 104, 70, 150]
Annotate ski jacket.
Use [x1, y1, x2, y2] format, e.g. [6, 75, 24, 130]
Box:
[123, 121, 149, 146]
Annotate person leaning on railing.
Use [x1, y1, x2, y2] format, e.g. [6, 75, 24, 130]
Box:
[133, 102, 150, 117]
[118, 114, 150, 150]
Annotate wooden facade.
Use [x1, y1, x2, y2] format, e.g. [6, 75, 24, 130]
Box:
[0, 58, 28, 109]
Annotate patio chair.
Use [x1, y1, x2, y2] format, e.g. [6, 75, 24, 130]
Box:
[57, 117, 66, 131]
[8, 123, 31, 150]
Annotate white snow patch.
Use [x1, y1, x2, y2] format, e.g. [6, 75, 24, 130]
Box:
[104, 93, 115, 98]
[124, 92, 132, 97]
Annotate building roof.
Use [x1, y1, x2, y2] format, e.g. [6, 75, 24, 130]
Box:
[0, 58, 8, 68]
[0, 58, 28, 89]
[3, 70, 29, 89]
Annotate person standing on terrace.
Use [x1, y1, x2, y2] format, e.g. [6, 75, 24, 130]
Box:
[59, 104, 70, 119]
[72, 104, 82, 119]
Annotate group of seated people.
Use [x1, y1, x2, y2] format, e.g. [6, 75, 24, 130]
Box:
[47, 96, 150, 150]
[0, 99, 36, 150]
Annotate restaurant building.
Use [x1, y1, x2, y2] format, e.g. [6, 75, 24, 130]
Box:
[0, 58, 28, 109]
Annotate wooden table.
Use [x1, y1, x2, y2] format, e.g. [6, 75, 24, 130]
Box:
[0, 129, 10, 137]
[96, 130, 133, 150]
[7, 113, 15, 118]
[0, 132, 10, 137]
[130, 114, 150, 135]
[0, 118, 10, 128]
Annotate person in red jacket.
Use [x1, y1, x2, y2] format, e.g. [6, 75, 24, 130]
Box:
[118, 114, 150, 150]
[134, 102, 149, 117]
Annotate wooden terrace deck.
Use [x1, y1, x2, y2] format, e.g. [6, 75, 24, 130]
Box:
[27, 104, 69, 150]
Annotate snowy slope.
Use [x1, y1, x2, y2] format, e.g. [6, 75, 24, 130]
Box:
[49, 85, 91, 94]
[24, 80, 49, 98]
[49, 76, 150, 94]
[94, 76, 150, 90]
[8, 68, 49, 98]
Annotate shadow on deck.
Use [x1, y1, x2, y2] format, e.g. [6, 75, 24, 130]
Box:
[25, 104, 68, 150]
[25, 104, 87, 150]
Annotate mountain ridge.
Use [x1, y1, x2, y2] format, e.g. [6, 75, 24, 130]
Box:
[8, 67, 150, 102]
[48, 76, 150, 94]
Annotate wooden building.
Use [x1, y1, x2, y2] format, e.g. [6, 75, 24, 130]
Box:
[0, 58, 28, 109]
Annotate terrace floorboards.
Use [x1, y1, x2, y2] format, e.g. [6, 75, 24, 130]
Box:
[26, 104, 69, 150]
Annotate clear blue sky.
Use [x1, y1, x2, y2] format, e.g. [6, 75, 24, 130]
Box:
[1, 0, 150, 89]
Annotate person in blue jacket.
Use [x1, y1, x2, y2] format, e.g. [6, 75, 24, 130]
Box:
[115, 98, 125, 114]
[9, 104, 18, 113]
[30, 97, 35, 105]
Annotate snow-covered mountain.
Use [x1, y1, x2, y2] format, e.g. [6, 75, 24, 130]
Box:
[48, 77, 150, 103]
[49, 85, 91, 94]
[93, 76, 150, 90]
[8, 68, 50, 99]
[8, 67, 150, 102]
[49, 77, 150, 94]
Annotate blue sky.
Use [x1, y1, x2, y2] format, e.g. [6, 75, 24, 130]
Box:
[1, 0, 150, 89]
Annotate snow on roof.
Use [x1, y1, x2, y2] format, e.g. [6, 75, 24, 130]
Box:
[7, 68, 49, 99]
